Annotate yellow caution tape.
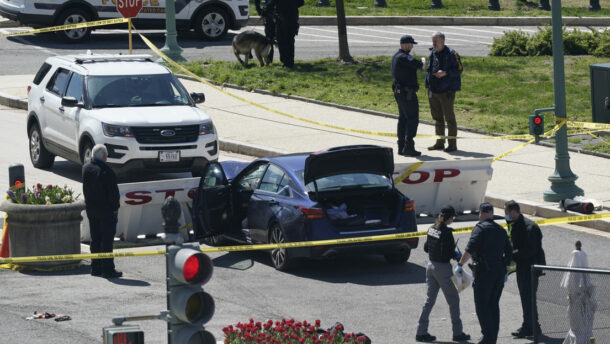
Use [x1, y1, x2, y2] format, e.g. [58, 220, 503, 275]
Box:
[0, 18, 129, 38]
[393, 162, 424, 186]
[583, 130, 609, 146]
[492, 119, 566, 162]
[1, 212, 608, 264]
[568, 121, 610, 131]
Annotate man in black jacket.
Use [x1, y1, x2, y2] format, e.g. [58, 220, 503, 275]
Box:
[254, 0, 276, 43]
[266, 0, 302, 68]
[505, 200, 543, 338]
[82, 144, 122, 279]
[457, 202, 512, 344]
[392, 34, 425, 157]
[416, 205, 470, 342]
[425, 32, 463, 153]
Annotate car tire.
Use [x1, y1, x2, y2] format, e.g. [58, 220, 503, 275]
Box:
[29, 123, 55, 169]
[55, 8, 92, 43]
[384, 248, 411, 264]
[194, 7, 229, 41]
[269, 222, 293, 271]
[80, 139, 94, 165]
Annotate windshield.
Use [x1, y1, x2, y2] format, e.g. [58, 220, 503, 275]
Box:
[297, 171, 391, 192]
[88, 74, 190, 108]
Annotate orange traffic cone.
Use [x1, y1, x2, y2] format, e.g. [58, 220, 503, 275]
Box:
[0, 217, 9, 258]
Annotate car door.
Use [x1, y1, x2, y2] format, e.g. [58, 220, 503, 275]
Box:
[55, 72, 84, 153]
[42, 68, 71, 149]
[232, 163, 268, 235]
[192, 161, 232, 239]
[247, 163, 287, 243]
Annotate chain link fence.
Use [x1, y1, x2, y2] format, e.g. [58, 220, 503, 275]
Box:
[533, 265, 610, 344]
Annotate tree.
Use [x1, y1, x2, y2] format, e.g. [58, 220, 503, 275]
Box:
[335, 0, 355, 63]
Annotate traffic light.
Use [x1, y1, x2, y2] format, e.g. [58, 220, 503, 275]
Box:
[103, 325, 144, 344]
[529, 114, 544, 136]
[166, 244, 216, 344]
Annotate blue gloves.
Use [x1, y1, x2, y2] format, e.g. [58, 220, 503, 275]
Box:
[454, 265, 463, 276]
[455, 249, 462, 261]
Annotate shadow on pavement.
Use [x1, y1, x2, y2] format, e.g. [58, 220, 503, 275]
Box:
[106, 277, 151, 286]
[50, 160, 83, 183]
[20, 264, 90, 276]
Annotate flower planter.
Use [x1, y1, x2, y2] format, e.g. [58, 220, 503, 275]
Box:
[0, 200, 85, 269]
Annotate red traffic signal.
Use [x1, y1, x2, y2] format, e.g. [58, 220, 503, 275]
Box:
[533, 116, 542, 125]
[529, 114, 544, 136]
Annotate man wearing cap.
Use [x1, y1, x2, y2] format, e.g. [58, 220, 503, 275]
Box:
[425, 32, 463, 153]
[416, 205, 470, 342]
[392, 34, 425, 157]
[456, 202, 512, 344]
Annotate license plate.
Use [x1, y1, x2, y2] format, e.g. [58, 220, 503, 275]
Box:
[159, 151, 180, 162]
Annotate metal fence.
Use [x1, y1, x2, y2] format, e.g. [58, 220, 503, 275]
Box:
[533, 264, 610, 344]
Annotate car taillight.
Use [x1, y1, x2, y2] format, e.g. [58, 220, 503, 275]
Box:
[404, 200, 415, 212]
[299, 207, 323, 220]
[27, 86, 31, 95]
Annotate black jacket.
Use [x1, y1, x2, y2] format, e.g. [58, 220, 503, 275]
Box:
[425, 45, 462, 93]
[424, 223, 458, 263]
[465, 219, 513, 268]
[508, 214, 543, 266]
[392, 49, 423, 90]
[82, 159, 120, 216]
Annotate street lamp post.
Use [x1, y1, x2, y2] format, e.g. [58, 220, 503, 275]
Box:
[158, 0, 186, 63]
[543, 0, 584, 202]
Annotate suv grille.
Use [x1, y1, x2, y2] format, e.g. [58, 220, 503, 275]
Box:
[131, 125, 199, 144]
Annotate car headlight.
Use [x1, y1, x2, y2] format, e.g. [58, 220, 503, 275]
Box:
[199, 121, 215, 135]
[102, 123, 133, 137]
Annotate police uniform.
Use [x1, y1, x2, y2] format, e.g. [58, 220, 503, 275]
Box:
[392, 35, 423, 156]
[266, 0, 301, 68]
[254, 0, 276, 42]
[464, 203, 512, 344]
[416, 206, 469, 342]
[508, 214, 543, 337]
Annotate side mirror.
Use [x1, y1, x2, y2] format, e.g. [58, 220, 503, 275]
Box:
[61, 96, 80, 107]
[191, 92, 205, 104]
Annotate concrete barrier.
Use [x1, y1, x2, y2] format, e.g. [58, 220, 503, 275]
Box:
[394, 158, 493, 215]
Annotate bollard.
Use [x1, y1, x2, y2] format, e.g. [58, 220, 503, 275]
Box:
[162, 196, 183, 245]
[8, 163, 25, 188]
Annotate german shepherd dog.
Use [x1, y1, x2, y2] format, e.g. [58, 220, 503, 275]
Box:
[232, 30, 274, 67]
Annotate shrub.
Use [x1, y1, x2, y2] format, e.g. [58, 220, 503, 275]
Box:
[593, 30, 610, 57]
[526, 26, 553, 56]
[489, 30, 529, 56]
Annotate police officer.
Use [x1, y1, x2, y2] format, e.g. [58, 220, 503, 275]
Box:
[254, 0, 276, 43]
[266, 0, 302, 68]
[82, 144, 122, 279]
[456, 202, 512, 344]
[392, 34, 425, 157]
[425, 32, 463, 153]
[416, 205, 470, 342]
[504, 200, 544, 338]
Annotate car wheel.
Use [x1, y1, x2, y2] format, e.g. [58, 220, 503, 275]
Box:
[55, 8, 92, 43]
[195, 7, 229, 41]
[384, 248, 411, 264]
[80, 140, 94, 165]
[29, 123, 55, 168]
[269, 222, 292, 271]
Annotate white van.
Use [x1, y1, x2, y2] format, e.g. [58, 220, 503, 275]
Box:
[0, 0, 249, 42]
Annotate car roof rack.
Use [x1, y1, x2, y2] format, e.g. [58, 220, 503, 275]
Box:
[73, 54, 153, 64]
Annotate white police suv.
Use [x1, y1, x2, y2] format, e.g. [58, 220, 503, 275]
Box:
[0, 0, 248, 42]
[27, 53, 218, 177]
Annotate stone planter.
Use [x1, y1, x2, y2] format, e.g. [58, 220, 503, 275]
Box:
[0, 200, 85, 269]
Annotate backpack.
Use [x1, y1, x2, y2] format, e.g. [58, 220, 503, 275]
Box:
[560, 198, 594, 214]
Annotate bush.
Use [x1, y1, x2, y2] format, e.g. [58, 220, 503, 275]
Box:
[489, 30, 529, 56]
[594, 30, 610, 57]
[564, 28, 600, 55]
[526, 26, 553, 56]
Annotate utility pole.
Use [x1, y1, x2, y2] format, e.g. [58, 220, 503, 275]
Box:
[542, 0, 583, 202]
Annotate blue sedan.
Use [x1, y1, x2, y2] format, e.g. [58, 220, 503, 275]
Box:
[192, 145, 418, 271]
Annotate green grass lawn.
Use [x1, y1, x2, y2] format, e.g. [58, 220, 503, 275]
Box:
[249, 0, 610, 17]
[181, 55, 609, 153]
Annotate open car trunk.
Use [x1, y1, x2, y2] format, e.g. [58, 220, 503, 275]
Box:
[317, 189, 402, 230]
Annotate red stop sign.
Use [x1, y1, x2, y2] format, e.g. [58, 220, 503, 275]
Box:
[116, 0, 142, 18]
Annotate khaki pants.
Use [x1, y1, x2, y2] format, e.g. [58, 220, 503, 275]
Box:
[429, 91, 457, 147]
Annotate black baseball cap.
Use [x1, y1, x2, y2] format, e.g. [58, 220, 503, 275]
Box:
[400, 35, 417, 44]
[479, 202, 494, 213]
[440, 205, 456, 218]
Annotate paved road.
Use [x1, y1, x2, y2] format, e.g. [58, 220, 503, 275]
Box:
[1, 24, 606, 76]
[2, 103, 610, 343]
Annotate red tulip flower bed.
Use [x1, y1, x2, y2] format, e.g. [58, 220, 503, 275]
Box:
[223, 318, 369, 344]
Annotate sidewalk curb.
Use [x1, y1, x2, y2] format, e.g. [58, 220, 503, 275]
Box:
[1, 82, 608, 233]
[248, 15, 610, 27]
